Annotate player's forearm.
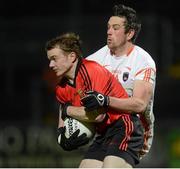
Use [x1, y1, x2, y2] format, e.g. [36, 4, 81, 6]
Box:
[67, 106, 103, 122]
[109, 96, 147, 113]
[67, 106, 90, 121]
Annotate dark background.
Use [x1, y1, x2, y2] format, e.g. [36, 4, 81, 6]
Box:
[0, 0, 180, 167]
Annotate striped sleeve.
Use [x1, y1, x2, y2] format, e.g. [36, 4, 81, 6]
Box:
[135, 68, 156, 84]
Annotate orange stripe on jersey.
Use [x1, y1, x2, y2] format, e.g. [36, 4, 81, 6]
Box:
[135, 68, 156, 83]
[135, 68, 156, 77]
[143, 68, 151, 82]
[135, 68, 146, 76]
[126, 45, 134, 57]
[119, 115, 134, 151]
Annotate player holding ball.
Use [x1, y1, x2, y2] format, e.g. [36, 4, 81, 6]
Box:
[45, 32, 144, 168]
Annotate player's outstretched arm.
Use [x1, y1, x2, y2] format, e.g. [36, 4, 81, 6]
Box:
[109, 80, 153, 113]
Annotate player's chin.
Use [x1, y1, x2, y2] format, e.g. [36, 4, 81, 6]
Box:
[56, 72, 64, 78]
[107, 40, 110, 45]
[56, 72, 61, 77]
[107, 42, 113, 49]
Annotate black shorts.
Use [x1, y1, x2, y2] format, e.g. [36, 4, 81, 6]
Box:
[83, 114, 144, 167]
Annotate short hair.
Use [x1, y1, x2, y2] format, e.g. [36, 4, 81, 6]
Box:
[45, 32, 82, 58]
[113, 4, 141, 43]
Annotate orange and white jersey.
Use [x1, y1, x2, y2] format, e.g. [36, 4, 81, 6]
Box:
[87, 45, 156, 157]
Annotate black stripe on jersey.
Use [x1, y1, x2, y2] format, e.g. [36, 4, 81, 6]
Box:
[79, 71, 91, 92]
[79, 69, 88, 90]
[79, 64, 92, 91]
[104, 78, 113, 96]
[66, 58, 82, 87]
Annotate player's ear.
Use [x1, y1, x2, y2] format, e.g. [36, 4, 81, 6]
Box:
[127, 29, 135, 41]
[69, 52, 77, 63]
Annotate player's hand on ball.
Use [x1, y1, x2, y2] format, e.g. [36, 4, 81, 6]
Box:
[81, 91, 109, 111]
[57, 127, 89, 151]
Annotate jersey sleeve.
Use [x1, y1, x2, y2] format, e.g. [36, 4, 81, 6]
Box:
[135, 67, 156, 84]
[134, 54, 156, 84]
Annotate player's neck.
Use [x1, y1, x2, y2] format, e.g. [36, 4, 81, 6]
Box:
[111, 42, 134, 57]
[65, 59, 79, 84]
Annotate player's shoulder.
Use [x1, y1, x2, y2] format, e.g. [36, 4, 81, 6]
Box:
[133, 45, 156, 67]
[134, 45, 153, 60]
[86, 45, 109, 61]
[134, 45, 152, 58]
[82, 58, 110, 78]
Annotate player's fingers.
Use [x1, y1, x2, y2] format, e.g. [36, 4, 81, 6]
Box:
[78, 138, 89, 145]
[78, 133, 87, 139]
[81, 95, 91, 102]
[83, 100, 95, 107]
[81, 95, 96, 104]
[70, 129, 80, 139]
[84, 101, 99, 110]
[75, 133, 89, 145]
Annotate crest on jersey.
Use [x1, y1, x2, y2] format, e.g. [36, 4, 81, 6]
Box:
[122, 72, 129, 82]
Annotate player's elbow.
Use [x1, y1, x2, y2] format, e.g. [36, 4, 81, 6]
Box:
[133, 99, 147, 113]
[136, 105, 147, 113]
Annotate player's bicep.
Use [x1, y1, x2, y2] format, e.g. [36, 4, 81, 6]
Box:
[133, 80, 153, 106]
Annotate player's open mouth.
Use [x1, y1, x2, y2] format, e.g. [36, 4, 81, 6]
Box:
[107, 39, 112, 43]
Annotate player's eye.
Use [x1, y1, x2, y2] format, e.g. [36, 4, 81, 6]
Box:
[113, 25, 121, 30]
[52, 56, 57, 61]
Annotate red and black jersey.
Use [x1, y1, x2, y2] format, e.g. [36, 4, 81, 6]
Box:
[56, 58, 129, 133]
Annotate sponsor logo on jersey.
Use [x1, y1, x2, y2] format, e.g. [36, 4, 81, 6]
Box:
[123, 72, 129, 82]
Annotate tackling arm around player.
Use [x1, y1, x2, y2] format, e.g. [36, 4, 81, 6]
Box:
[68, 80, 153, 116]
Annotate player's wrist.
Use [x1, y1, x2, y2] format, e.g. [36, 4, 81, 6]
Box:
[97, 93, 109, 107]
[66, 105, 72, 116]
[62, 102, 72, 120]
